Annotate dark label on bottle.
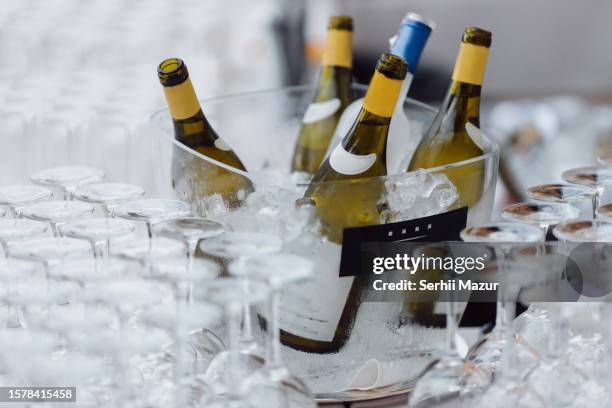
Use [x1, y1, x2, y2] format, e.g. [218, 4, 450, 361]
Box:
[339, 207, 468, 277]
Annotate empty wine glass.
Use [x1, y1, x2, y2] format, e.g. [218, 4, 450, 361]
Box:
[0, 218, 48, 257]
[73, 182, 145, 215]
[139, 298, 221, 407]
[113, 198, 191, 243]
[30, 165, 105, 200]
[460, 223, 543, 389]
[200, 232, 282, 368]
[527, 183, 599, 218]
[146, 257, 224, 373]
[9, 237, 91, 307]
[114, 237, 186, 267]
[407, 243, 469, 408]
[20, 200, 95, 236]
[0, 185, 53, 216]
[501, 202, 580, 237]
[152, 217, 225, 295]
[0, 258, 39, 328]
[61, 217, 135, 259]
[562, 166, 612, 211]
[195, 278, 270, 407]
[82, 278, 162, 406]
[230, 253, 317, 408]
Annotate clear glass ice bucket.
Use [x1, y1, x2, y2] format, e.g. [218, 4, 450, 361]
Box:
[150, 84, 499, 402]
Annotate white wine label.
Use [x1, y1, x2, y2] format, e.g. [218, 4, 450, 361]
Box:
[280, 238, 354, 342]
[465, 123, 485, 150]
[213, 138, 232, 151]
[329, 144, 376, 175]
[302, 98, 341, 124]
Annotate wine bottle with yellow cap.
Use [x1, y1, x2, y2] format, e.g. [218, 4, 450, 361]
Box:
[281, 54, 407, 353]
[290, 16, 354, 175]
[157, 58, 252, 208]
[407, 27, 492, 208]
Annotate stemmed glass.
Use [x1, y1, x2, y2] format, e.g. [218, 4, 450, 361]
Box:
[113, 198, 191, 243]
[0, 185, 53, 217]
[406, 243, 469, 408]
[139, 258, 220, 407]
[0, 258, 39, 328]
[230, 253, 317, 408]
[114, 237, 186, 268]
[61, 217, 135, 259]
[199, 232, 283, 379]
[152, 217, 225, 297]
[0, 218, 48, 257]
[73, 182, 145, 216]
[82, 278, 163, 406]
[30, 165, 105, 200]
[20, 200, 95, 236]
[9, 236, 91, 317]
[194, 278, 270, 407]
[460, 223, 544, 390]
[562, 166, 612, 212]
[501, 202, 579, 358]
[511, 243, 590, 407]
[527, 183, 599, 219]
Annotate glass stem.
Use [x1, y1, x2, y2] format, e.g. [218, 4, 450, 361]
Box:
[267, 286, 283, 368]
[185, 240, 197, 303]
[239, 279, 255, 352]
[226, 303, 242, 398]
[446, 296, 458, 355]
[51, 222, 63, 237]
[1, 241, 8, 258]
[592, 193, 601, 219]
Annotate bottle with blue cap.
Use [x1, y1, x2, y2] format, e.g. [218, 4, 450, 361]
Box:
[324, 13, 435, 173]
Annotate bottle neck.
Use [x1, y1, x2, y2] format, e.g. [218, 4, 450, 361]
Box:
[162, 77, 202, 121]
[445, 80, 482, 127]
[322, 28, 352, 70]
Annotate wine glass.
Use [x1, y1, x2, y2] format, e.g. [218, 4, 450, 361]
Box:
[61, 217, 135, 259]
[527, 183, 599, 219]
[0, 185, 53, 217]
[0, 258, 39, 328]
[460, 223, 544, 395]
[113, 198, 191, 243]
[20, 200, 95, 236]
[0, 218, 48, 257]
[152, 217, 225, 298]
[139, 295, 221, 407]
[200, 232, 282, 370]
[73, 182, 145, 216]
[406, 243, 469, 407]
[114, 237, 186, 268]
[30, 165, 105, 200]
[562, 166, 612, 212]
[230, 253, 317, 408]
[195, 278, 270, 407]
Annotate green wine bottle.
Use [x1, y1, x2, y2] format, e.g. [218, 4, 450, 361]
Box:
[158, 58, 252, 208]
[291, 16, 354, 175]
[407, 27, 491, 208]
[282, 54, 408, 353]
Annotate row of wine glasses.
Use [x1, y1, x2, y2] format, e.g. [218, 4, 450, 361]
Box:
[407, 159, 612, 407]
[0, 165, 321, 408]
